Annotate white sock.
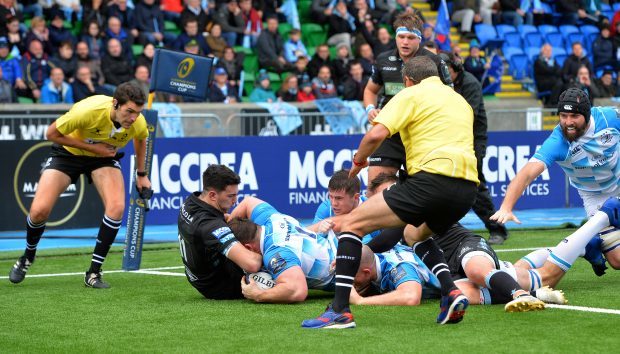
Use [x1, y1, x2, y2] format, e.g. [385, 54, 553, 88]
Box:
[548, 211, 610, 271]
[521, 248, 553, 268]
[528, 269, 543, 291]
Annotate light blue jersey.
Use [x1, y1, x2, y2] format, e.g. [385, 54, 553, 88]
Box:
[251, 202, 337, 291]
[533, 107, 620, 194]
[374, 245, 441, 296]
[312, 195, 380, 243]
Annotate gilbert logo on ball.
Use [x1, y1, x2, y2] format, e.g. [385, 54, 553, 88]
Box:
[246, 272, 275, 290]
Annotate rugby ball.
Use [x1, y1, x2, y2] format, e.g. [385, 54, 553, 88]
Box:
[245, 271, 276, 290]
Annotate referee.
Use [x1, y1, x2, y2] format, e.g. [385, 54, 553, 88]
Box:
[363, 12, 452, 184]
[9, 82, 150, 288]
[303, 56, 478, 329]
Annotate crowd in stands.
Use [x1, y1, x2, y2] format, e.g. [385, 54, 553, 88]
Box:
[3, 0, 620, 105]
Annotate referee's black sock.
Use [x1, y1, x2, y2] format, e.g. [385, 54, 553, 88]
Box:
[486, 270, 525, 301]
[413, 238, 456, 297]
[88, 215, 122, 273]
[24, 216, 46, 263]
[367, 227, 405, 253]
[332, 232, 363, 313]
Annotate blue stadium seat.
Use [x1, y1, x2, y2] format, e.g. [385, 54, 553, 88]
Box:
[580, 24, 600, 37]
[559, 25, 580, 42]
[601, 3, 612, 11]
[538, 24, 559, 35]
[510, 54, 530, 80]
[503, 32, 523, 49]
[552, 46, 567, 56]
[585, 32, 599, 50]
[474, 24, 504, 50]
[518, 24, 538, 39]
[525, 32, 544, 48]
[503, 47, 525, 62]
[567, 33, 585, 49]
[614, 3, 620, 12]
[526, 47, 540, 62]
[554, 54, 568, 67]
[545, 32, 564, 48]
[596, 67, 616, 78]
[496, 24, 517, 39]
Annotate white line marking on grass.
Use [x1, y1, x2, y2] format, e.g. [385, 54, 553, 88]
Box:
[546, 304, 620, 315]
[495, 247, 547, 253]
[134, 270, 185, 277]
[0, 266, 184, 279]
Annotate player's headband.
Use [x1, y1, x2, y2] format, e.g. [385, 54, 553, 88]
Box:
[395, 26, 422, 39]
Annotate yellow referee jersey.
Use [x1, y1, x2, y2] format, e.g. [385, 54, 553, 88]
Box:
[54, 95, 148, 157]
[374, 76, 479, 184]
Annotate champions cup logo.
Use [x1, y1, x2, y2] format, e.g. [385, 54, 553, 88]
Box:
[13, 142, 85, 226]
[147, 124, 155, 133]
[177, 58, 195, 79]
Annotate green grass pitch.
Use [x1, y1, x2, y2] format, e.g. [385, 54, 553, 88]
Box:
[0, 228, 618, 353]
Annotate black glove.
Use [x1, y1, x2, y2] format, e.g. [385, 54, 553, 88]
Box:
[136, 185, 154, 212]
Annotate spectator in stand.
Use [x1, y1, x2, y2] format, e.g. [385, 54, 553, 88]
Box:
[82, 0, 106, 29]
[311, 0, 334, 25]
[51, 41, 78, 82]
[342, 60, 368, 101]
[249, 69, 277, 103]
[16, 0, 42, 20]
[173, 17, 211, 55]
[297, 79, 316, 102]
[389, 0, 426, 25]
[135, 0, 175, 46]
[562, 42, 594, 83]
[556, 0, 584, 25]
[593, 25, 616, 71]
[582, 0, 606, 25]
[327, 1, 356, 56]
[292, 55, 311, 86]
[613, 22, 620, 59]
[312, 64, 337, 99]
[423, 40, 438, 54]
[25, 17, 53, 56]
[81, 20, 104, 60]
[352, 0, 381, 24]
[40, 67, 74, 104]
[594, 70, 616, 97]
[72, 66, 104, 102]
[76, 40, 105, 86]
[130, 64, 150, 98]
[239, 0, 262, 48]
[217, 46, 242, 86]
[181, 0, 210, 34]
[209, 66, 239, 103]
[332, 43, 352, 93]
[19, 39, 53, 102]
[308, 44, 332, 79]
[551, 64, 600, 105]
[161, 0, 184, 24]
[480, 0, 498, 25]
[463, 40, 489, 83]
[214, 0, 245, 47]
[0, 36, 26, 91]
[283, 28, 308, 64]
[207, 23, 228, 58]
[278, 73, 299, 102]
[372, 27, 396, 57]
[106, 0, 137, 37]
[452, 0, 488, 39]
[357, 43, 374, 77]
[422, 23, 451, 52]
[105, 16, 134, 64]
[534, 44, 561, 106]
[256, 16, 293, 73]
[0, 65, 17, 103]
[5, 16, 24, 54]
[499, 0, 533, 27]
[135, 43, 155, 73]
[101, 38, 133, 89]
[49, 10, 76, 53]
[56, 0, 82, 23]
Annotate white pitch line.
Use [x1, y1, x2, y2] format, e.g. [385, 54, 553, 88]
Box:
[134, 270, 185, 277]
[546, 304, 620, 315]
[495, 247, 547, 253]
[0, 266, 184, 279]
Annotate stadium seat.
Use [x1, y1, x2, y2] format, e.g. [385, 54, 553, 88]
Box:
[164, 20, 180, 35]
[538, 24, 559, 35]
[503, 47, 524, 62]
[306, 46, 316, 57]
[298, 0, 313, 22]
[301, 23, 326, 47]
[601, 3, 612, 11]
[243, 54, 259, 75]
[278, 23, 293, 38]
[510, 54, 530, 80]
[474, 24, 504, 50]
[526, 47, 540, 62]
[495, 24, 517, 39]
[517, 24, 538, 39]
[566, 33, 585, 48]
[585, 32, 599, 50]
[580, 24, 600, 37]
[503, 32, 523, 49]
[559, 25, 580, 42]
[614, 3, 620, 12]
[525, 32, 544, 48]
[554, 54, 568, 67]
[233, 46, 253, 55]
[268, 72, 282, 92]
[545, 32, 564, 48]
[132, 44, 143, 57]
[17, 96, 34, 104]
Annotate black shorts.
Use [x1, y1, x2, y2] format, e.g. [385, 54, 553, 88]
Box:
[444, 236, 500, 279]
[369, 134, 405, 168]
[190, 260, 245, 300]
[382, 171, 477, 234]
[43, 144, 122, 184]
